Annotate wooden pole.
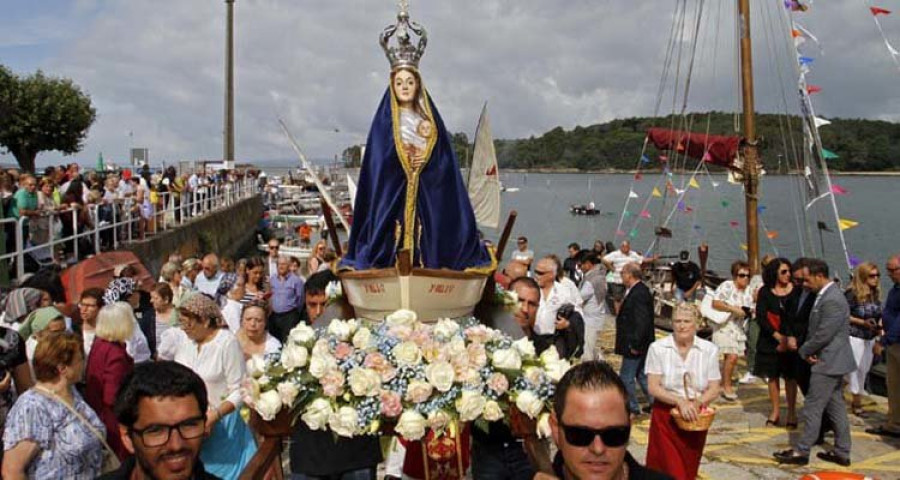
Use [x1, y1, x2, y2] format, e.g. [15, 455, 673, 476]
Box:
[494, 210, 518, 262]
[224, 0, 235, 165]
[320, 198, 342, 257]
[738, 0, 761, 274]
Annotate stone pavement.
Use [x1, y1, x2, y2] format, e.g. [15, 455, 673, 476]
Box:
[598, 321, 900, 480]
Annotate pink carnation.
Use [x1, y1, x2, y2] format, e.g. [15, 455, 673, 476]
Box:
[334, 342, 354, 360]
[487, 373, 509, 395]
[320, 370, 345, 398]
[465, 325, 491, 344]
[380, 391, 403, 418]
[467, 342, 488, 369]
[365, 352, 397, 382]
[389, 325, 413, 341]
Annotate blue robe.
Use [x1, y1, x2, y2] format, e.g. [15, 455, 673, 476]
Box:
[342, 87, 492, 271]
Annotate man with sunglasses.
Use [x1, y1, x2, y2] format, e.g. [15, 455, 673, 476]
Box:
[101, 361, 218, 479]
[545, 361, 671, 480]
[866, 253, 900, 439]
[512, 236, 535, 271]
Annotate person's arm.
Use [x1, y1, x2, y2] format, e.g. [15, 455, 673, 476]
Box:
[2, 441, 40, 480]
[103, 347, 132, 408]
[712, 284, 745, 317]
[648, 373, 698, 422]
[756, 291, 780, 342]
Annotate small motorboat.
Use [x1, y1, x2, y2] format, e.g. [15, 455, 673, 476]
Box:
[570, 203, 601, 215]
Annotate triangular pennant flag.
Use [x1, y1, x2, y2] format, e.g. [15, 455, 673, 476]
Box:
[757, 205, 767, 214]
[822, 148, 839, 159]
[689, 177, 700, 189]
[793, 22, 821, 47]
[740, 244, 748, 251]
[677, 201, 686, 212]
[674, 188, 686, 195]
[639, 210, 651, 219]
[652, 187, 663, 198]
[785, 0, 809, 12]
[641, 154, 651, 164]
[849, 254, 862, 268]
[767, 231, 780, 239]
[702, 151, 712, 162]
[729, 221, 740, 228]
[711, 180, 720, 188]
[721, 200, 730, 208]
[799, 56, 815, 66]
[629, 229, 639, 239]
[628, 190, 639, 199]
[676, 142, 686, 153]
[838, 218, 859, 231]
[624, 211, 633, 218]
[831, 184, 848, 195]
[692, 225, 702, 230]
[814, 117, 831, 128]
[817, 221, 833, 232]
[807, 85, 822, 94]
[659, 155, 669, 162]
[871, 6, 891, 16]
[634, 172, 643, 181]
[616, 229, 626, 236]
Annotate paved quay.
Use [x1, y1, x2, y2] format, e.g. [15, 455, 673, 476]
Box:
[598, 323, 900, 480]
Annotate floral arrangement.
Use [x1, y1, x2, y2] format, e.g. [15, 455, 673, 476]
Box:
[494, 284, 519, 310]
[245, 309, 572, 441]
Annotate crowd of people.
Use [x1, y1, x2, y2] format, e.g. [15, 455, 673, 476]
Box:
[0, 228, 893, 479]
[0, 163, 259, 275]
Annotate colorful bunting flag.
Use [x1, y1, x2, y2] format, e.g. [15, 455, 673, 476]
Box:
[729, 221, 739, 228]
[799, 56, 815, 66]
[639, 210, 651, 219]
[822, 148, 839, 159]
[624, 211, 633, 218]
[641, 155, 651, 164]
[628, 190, 639, 199]
[616, 229, 626, 236]
[634, 172, 643, 181]
[785, 0, 809, 12]
[767, 231, 780, 239]
[721, 200, 730, 208]
[757, 205, 767, 213]
[702, 151, 712, 162]
[849, 254, 862, 268]
[871, 7, 891, 16]
[814, 117, 831, 128]
[689, 177, 700, 189]
[652, 187, 663, 198]
[740, 244, 748, 251]
[629, 229, 638, 239]
[659, 155, 669, 162]
[793, 22, 820, 49]
[692, 225, 702, 230]
[677, 201, 686, 211]
[674, 188, 685, 195]
[831, 184, 848, 195]
[838, 218, 859, 231]
[807, 85, 822, 94]
[711, 180, 720, 188]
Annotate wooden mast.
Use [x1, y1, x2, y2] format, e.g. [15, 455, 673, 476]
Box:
[738, 0, 761, 274]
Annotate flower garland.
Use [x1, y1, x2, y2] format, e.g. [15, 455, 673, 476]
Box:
[245, 309, 571, 441]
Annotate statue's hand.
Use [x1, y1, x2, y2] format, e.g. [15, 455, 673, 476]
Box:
[410, 151, 427, 170]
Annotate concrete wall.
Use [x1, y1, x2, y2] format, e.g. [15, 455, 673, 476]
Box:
[124, 196, 263, 275]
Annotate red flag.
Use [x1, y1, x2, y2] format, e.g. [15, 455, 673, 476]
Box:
[729, 221, 739, 228]
[831, 184, 849, 195]
[634, 172, 643, 181]
[871, 7, 891, 16]
[659, 155, 669, 162]
[807, 85, 822, 94]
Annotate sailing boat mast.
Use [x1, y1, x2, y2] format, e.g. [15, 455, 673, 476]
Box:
[738, 0, 761, 274]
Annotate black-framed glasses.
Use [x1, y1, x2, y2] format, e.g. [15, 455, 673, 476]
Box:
[559, 422, 631, 447]
[778, 269, 790, 275]
[130, 416, 206, 447]
[870, 273, 880, 278]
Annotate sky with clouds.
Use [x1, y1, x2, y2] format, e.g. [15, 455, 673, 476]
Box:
[1, 0, 898, 170]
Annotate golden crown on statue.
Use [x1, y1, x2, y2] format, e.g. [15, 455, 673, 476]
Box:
[379, 0, 428, 71]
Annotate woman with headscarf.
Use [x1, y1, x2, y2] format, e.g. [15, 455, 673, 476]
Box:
[20, 306, 67, 381]
[174, 293, 256, 479]
[0, 288, 49, 331]
[97, 278, 151, 363]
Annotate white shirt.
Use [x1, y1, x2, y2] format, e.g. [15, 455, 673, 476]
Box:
[645, 335, 721, 400]
[579, 280, 606, 324]
[195, 271, 224, 297]
[813, 281, 836, 309]
[157, 328, 188, 361]
[603, 250, 644, 284]
[174, 329, 246, 408]
[511, 248, 534, 264]
[263, 334, 282, 356]
[535, 280, 584, 335]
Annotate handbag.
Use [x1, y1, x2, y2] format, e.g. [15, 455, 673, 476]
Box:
[34, 386, 121, 474]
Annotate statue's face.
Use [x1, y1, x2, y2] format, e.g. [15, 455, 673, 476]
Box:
[393, 69, 418, 105]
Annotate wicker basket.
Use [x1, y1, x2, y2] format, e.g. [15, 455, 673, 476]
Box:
[670, 372, 716, 431]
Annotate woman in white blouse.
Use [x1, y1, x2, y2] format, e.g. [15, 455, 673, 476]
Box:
[236, 302, 281, 360]
[175, 293, 257, 479]
[645, 304, 720, 480]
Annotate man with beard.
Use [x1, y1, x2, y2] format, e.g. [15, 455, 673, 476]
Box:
[100, 361, 218, 479]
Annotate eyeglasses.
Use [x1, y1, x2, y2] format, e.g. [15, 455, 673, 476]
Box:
[870, 273, 880, 278]
[736, 273, 751, 279]
[885, 266, 898, 272]
[268, 245, 279, 250]
[78, 302, 98, 308]
[778, 269, 790, 275]
[130, 416, 206, 447]
[559, 422, 631, 448]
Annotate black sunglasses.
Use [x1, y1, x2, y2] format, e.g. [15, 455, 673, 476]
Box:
[559, 422, 631, 447]
[736, 273, 751, 278]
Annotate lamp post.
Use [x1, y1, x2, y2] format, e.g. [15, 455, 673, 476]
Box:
[224, 0, 235, 169]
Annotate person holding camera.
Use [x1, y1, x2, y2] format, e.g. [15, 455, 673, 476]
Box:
[533, 257, 584, 358]
[615, 262, 655, 417]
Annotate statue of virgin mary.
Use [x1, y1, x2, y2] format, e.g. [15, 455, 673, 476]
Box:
[341, 5, 493, 272]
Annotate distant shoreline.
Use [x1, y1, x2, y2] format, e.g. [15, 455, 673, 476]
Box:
[499, 168, 900, 176]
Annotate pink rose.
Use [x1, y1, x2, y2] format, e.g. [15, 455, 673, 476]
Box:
[364, 353, 398, 382]
[487, 373, 509, 395]
[334, 342, 354, 361]
[467, 343, 488, 369]
[380, 391, 403, 418]
[320, 370, 345, 398]
[389, 325, 413, 341]
[410, 329, 431, 347]
[465, 325, 491, 344]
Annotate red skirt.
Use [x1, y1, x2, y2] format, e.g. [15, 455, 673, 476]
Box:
[645, 401, 708, 480]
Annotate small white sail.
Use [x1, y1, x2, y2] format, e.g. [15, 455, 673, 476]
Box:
[347, 173, 358, 209]
[467, 102, 501, 229]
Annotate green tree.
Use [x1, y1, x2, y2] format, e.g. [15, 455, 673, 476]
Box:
[0, 69, 96, 173]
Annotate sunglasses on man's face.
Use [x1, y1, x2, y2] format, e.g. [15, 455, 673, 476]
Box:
[736, 273, 750, 279]
[559, 422, 631, 448]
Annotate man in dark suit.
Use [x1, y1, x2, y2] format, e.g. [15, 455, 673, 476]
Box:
[615, 262, 655, 416]
[775, 259, 856, 466]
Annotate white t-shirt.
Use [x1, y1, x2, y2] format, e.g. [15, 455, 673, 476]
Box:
[645, 335, 721, 400]
[174, 329, 246, 408]
[603, 250, 644, 284]
[512, 248, 534, 265]
[535, 280, 584, 335]
[195, 271, 224, 298]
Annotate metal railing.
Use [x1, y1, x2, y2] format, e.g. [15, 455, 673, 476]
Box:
[0, 178, 259, 281]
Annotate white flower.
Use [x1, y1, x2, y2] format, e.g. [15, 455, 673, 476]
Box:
[540, 346, 561, 365]
[482, 400, 504, 422]
[246, 354, 266, 378]
[288, 323, 316, 345]
[504, 289, 519, 306]
[492, 348, 522, 370]
[544, 359, 572, 383]
[395, 410, 427, 441]
[405, 380, 434, 403]
[329, 406, 360, 438]
[281, 343, 309, 371]
[348, 368, 382, 397]
[425, 361, 456, 392]
[524, 366, 546, 385]
[536, 413, 552, 439]
[325, 280, 342, 300]
[393, 341, 423, 366]
[427, 410, 451, 431]
[512, 337, 536, 358]
[301, 398, 333, 431]
[352, 327, 373, 350]
[433, 319, 460, 339]
[309, 353, 337, 379]
[447, 338, 467, 358]
[256, 390, 283, 421]
[276, 382, 300, 407]
[327, 319, 353, 341]
[386, 309, 417, 328]
[515, 390, 545, 419]
[456, 390, 487, 422]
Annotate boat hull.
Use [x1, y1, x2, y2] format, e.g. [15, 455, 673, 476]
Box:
[340, 268, 489, 322]
[258, 244, 312, 260]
